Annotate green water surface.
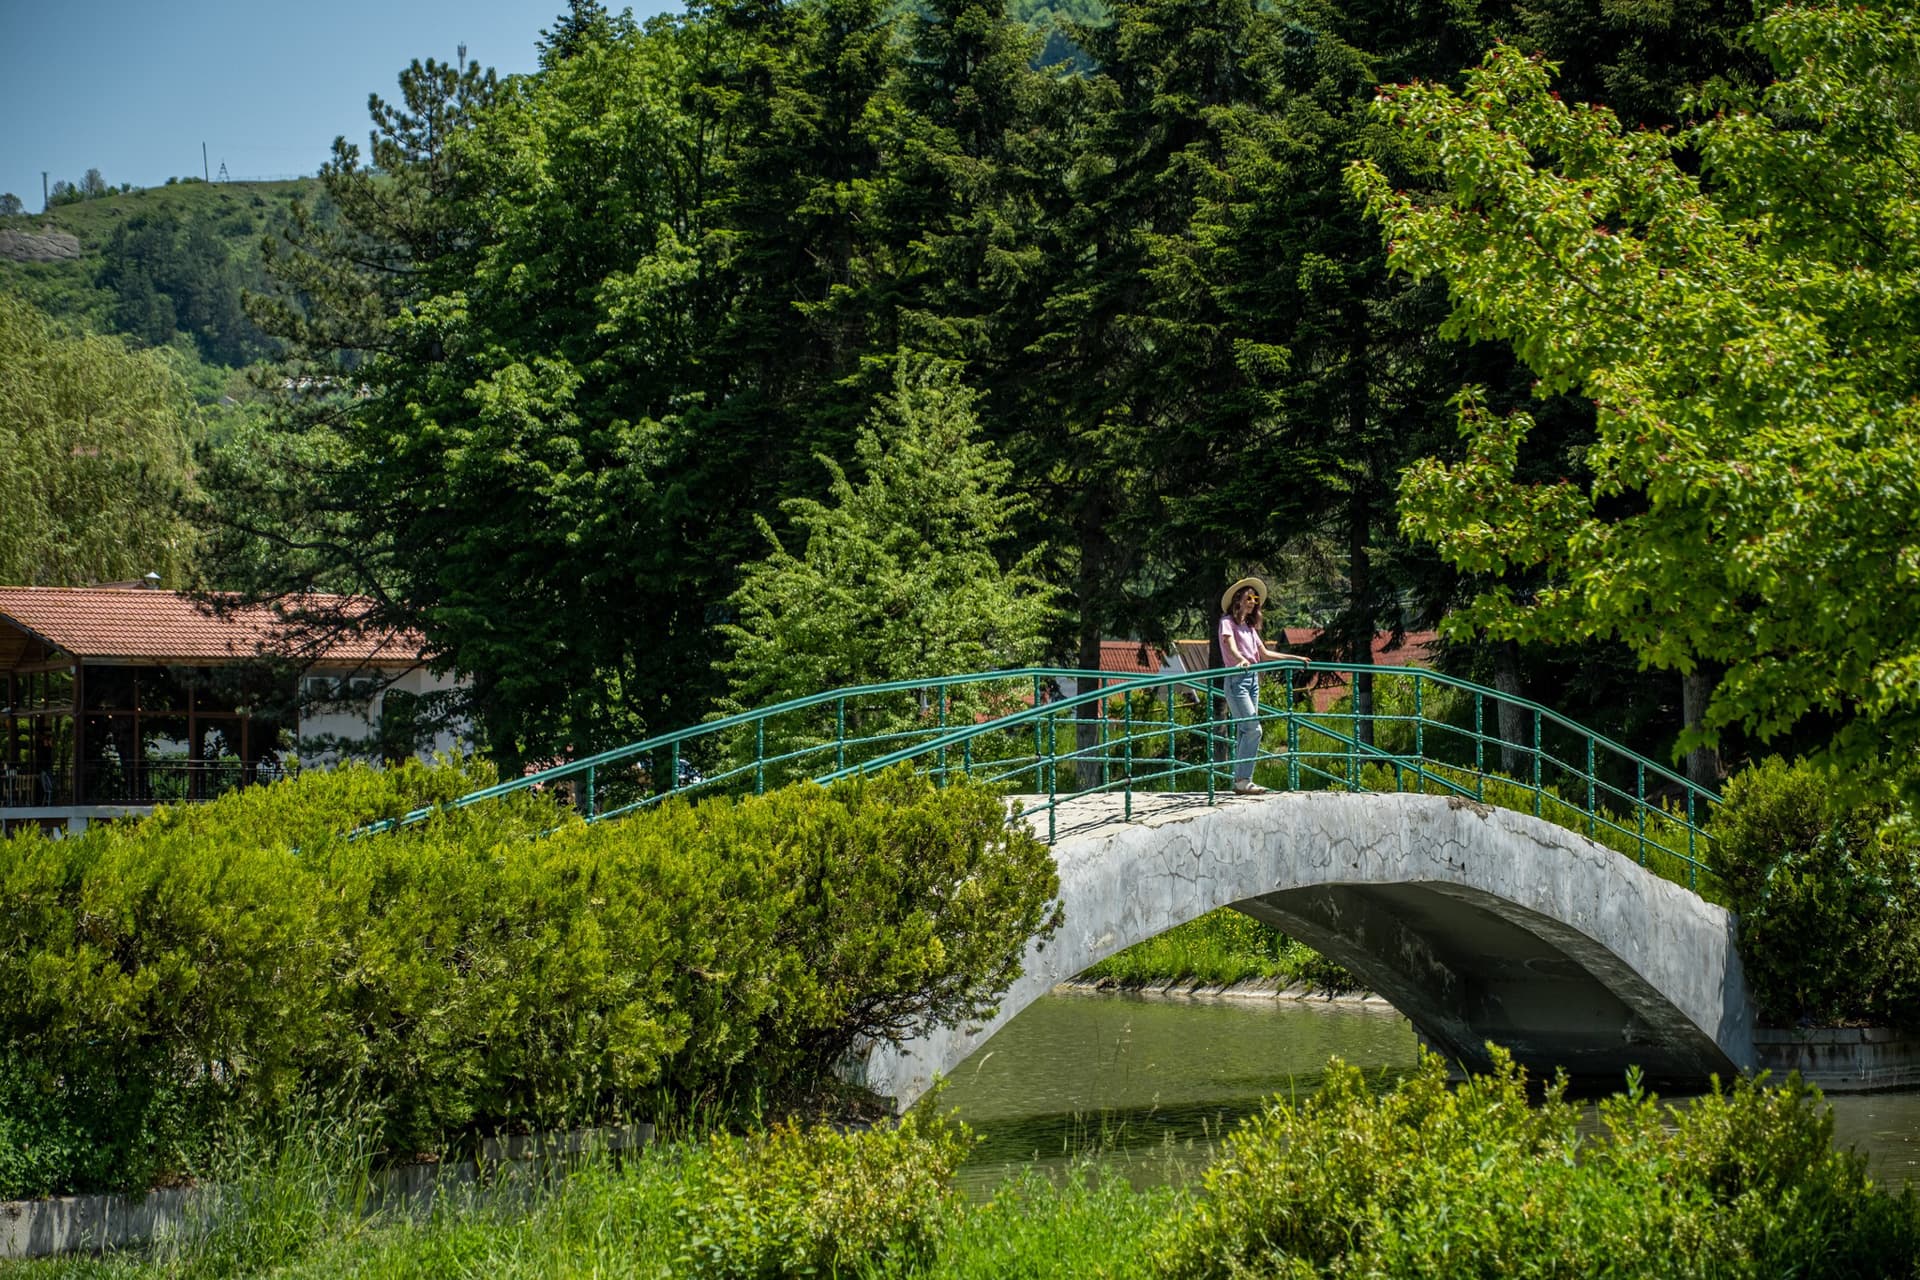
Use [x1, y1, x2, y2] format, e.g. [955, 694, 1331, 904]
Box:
[939, 991, 1920, 1192]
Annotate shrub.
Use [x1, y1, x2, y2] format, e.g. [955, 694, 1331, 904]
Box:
[1707, 756, 1920, 1026]
[1153, 1049, 1920, 1279]
[0, 764, 1060, 1197]
[671, 1112, 973, 1277]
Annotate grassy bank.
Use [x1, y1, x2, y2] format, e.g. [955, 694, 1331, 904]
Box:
[16, 1053, 1915, 1279]
[1077, 910, 1354, 990]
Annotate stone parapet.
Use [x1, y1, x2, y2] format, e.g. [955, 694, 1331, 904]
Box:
[1754, 1027, 1920, 1093]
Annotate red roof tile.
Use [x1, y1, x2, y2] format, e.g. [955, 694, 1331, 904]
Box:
[0, 587, 430, 666]
[1098, 640, 1166, 675]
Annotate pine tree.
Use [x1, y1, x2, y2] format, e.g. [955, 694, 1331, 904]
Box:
[720, 355, 1056, 720]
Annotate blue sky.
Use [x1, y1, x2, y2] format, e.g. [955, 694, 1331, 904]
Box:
[1, 0, 676, 210]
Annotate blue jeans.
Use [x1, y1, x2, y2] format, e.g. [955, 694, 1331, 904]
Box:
[1224, 670, 1261, 783]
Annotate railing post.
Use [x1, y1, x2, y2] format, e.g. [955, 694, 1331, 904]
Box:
[1124, 699, 1134, 821]
[1687, 790, 1698, 891]
[836, 697, 846, 771]
[755, 718, 765, 795]
[1474, 692, 1485, 801]
[937, 683, 948, 786]
[1047, 714, 1057, 843]
[671, 741, 680, 795]
[584, 766, 597, 821]
[1352, 684, 1361, 792]
[1286, 668, 1299, 793]
[1032, 674, 1045, 794]
[1198, 690, 1213, 802]
[1586, 736, 1597, 837]
[1532, 709, 1543, 817]
[1099, 700, 1110, 788]
[1636, 761, 1647, 866]
[1167, 686, 1179, 790]
[1414, 672, 1424, 767]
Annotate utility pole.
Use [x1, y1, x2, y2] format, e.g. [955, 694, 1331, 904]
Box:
[41, 171, 48, 212]
[202, 142, 209, 182]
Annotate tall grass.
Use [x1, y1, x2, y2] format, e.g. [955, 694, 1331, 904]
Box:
[15, 1060, 1915, 1280]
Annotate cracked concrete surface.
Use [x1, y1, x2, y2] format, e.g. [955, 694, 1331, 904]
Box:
[857, 791, 1755, 1109]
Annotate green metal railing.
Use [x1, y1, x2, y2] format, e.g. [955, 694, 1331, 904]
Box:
[359, 661, 1722, 896]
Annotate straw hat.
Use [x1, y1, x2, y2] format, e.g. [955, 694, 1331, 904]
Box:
[1221, 576, 1268, 614]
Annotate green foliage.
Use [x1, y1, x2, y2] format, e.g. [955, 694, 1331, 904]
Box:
[672, 1112, 972, 1277]
[0, 1046, 203, 1204]
[0, 294, 202, 585]
[98, 208, 276, 364]
[1153, 1049, 1920, 1279]
[13, 1061, 1916, 1278]
[721, 356, 1057, 717]
[1081, 908, 1354, 991]
[1707, 757, 1920, 1027]
[0, 764, 1060, 1197]
[639, 768, 1065, 1083]
[870, 1165, 1177, 1280]
[1354, 2, 1920, 799]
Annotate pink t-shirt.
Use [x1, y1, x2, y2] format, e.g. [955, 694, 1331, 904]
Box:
[1219, 616, 1262, 666]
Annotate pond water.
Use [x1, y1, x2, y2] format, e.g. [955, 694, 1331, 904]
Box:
[939, 991, 1920, 1193]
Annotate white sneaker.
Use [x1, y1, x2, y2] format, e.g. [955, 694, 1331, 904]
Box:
[1232, 780, 1269, 795]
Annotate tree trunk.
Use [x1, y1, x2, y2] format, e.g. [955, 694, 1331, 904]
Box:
[1347, 486, 1375, 749]
[1075, 621, 1104, 791]
[1073, 500, 1110, 791]
[1492, 638, 1527, 777]
[1681, 669, 1721, 789]
[1344, 315, 1376, 750]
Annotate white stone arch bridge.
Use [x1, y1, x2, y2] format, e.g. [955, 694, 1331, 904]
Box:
[857, 790, 1755, 1109]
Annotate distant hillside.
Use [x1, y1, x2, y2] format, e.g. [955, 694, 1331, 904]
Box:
[0, 178, 317, 369]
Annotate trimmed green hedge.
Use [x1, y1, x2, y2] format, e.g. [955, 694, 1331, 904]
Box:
[0, 764, 1060, 1198]
[1706, 756, 1920, 1027]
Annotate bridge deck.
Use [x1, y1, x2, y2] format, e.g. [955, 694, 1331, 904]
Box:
[1009, 790, 1267, 843]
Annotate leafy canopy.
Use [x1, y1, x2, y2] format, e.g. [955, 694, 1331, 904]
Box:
[1349, 1, 1920, 794]
[0, 295, 200, 586]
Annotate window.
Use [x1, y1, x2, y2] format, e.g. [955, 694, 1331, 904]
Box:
[302, 674, 380, 708]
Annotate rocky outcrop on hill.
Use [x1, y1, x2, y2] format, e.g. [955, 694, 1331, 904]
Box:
[0, 229, 82, 262]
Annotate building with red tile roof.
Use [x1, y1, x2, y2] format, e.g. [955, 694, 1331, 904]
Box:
[0, 586, 463, 831]
[0, 586, 424, 666]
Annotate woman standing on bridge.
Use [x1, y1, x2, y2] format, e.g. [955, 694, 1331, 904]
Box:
[1213, 577, 1305, 795]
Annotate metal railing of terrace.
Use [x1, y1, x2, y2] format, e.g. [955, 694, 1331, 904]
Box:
[361, 662, 1723, 897]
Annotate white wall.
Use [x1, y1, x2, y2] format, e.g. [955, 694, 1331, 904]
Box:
[297, 664, 470, 764]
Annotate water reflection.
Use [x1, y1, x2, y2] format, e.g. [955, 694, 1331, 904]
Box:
[938, 991, 1920, 1193]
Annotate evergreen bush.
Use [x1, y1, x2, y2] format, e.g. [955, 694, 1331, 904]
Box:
[0, 763, 1060, 1198]
[1706, 757, 1920, 1026]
